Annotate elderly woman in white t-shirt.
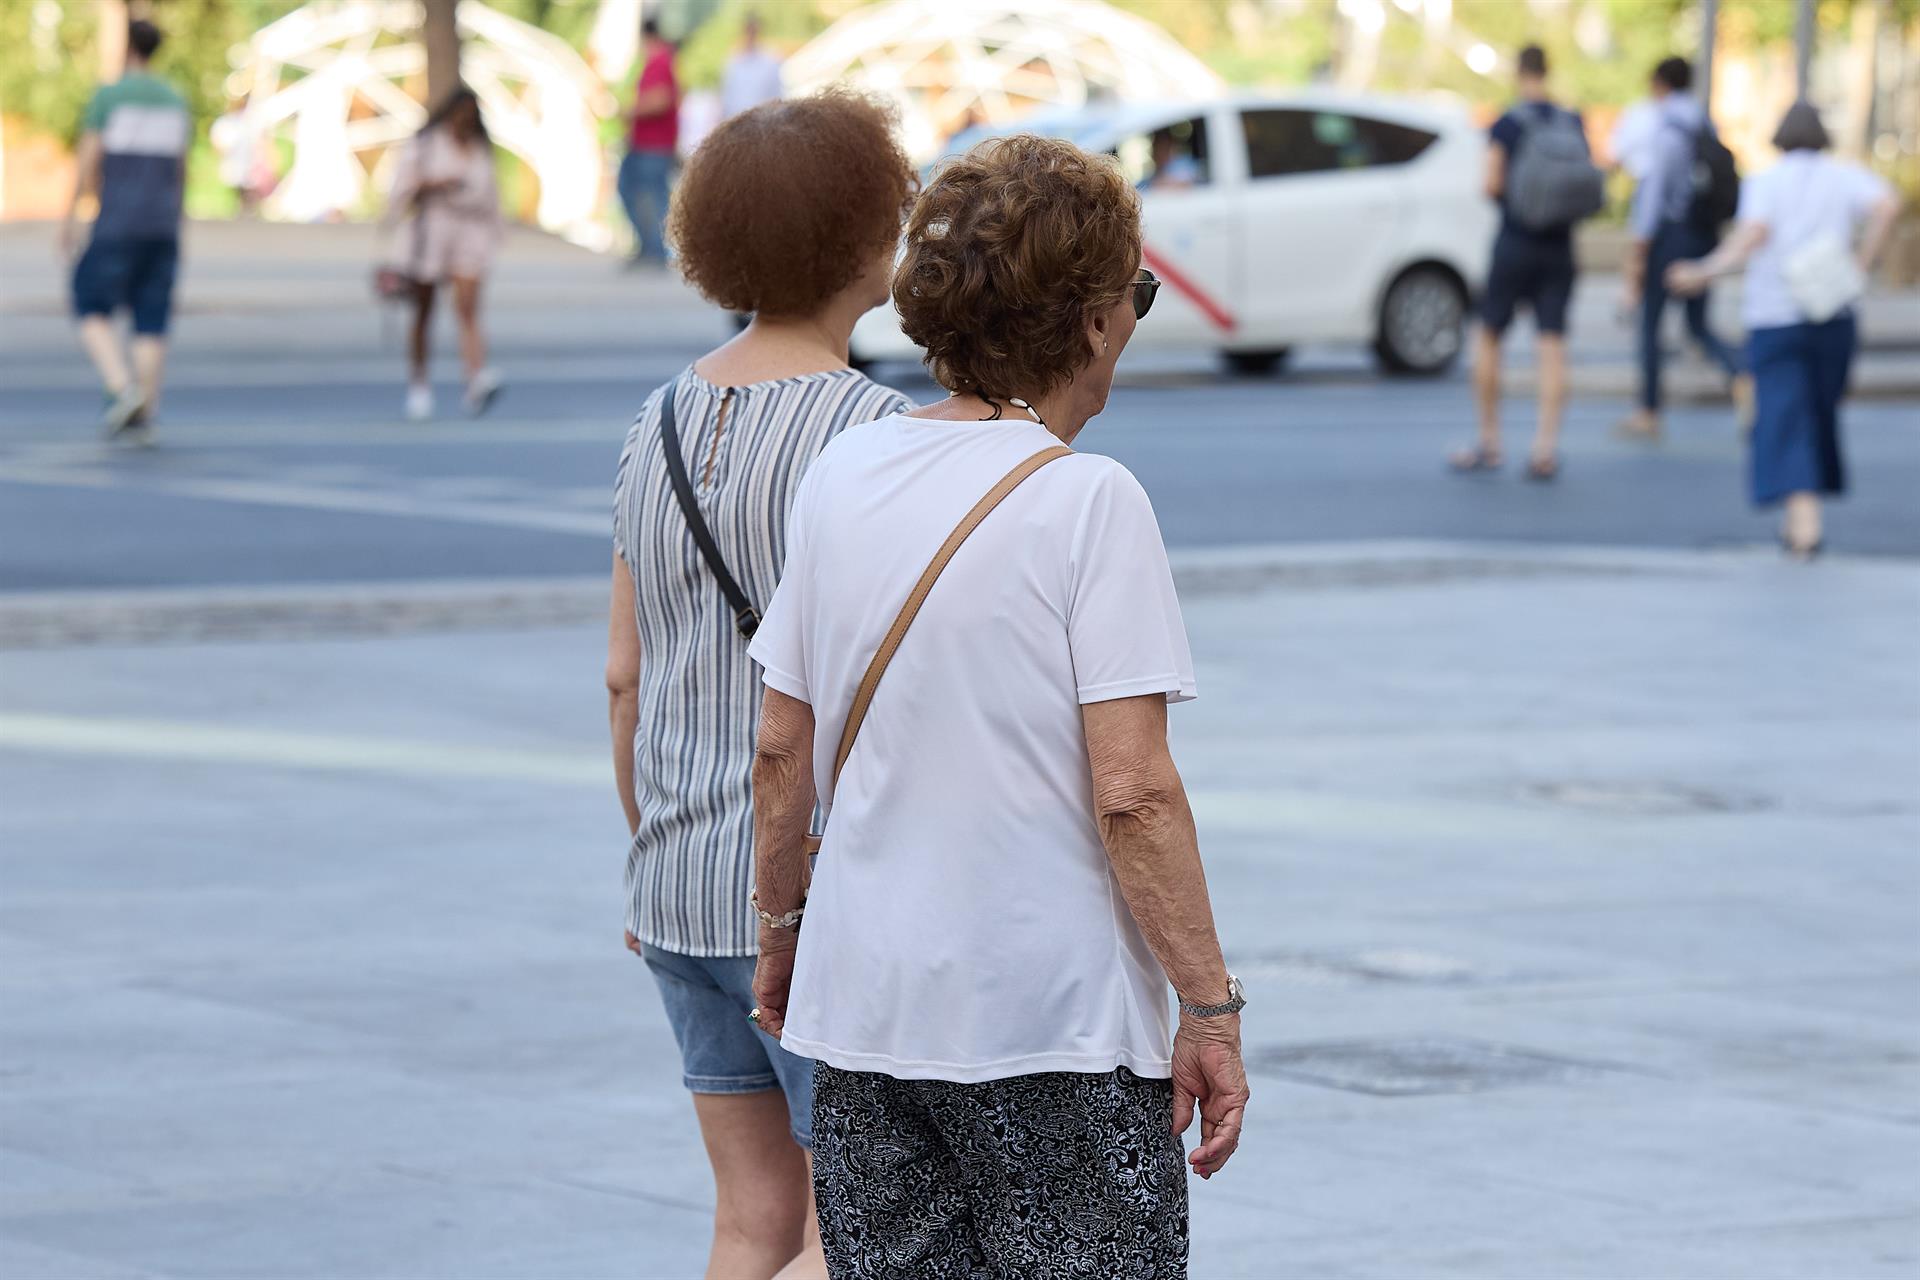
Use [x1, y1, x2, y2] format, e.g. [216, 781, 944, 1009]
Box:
[1667, 102, 1901, 558]
[743, 135, 1248, 1277]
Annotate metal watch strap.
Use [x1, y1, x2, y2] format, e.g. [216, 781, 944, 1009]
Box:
[1179, 974, 1247, 1019]
[659, 383, 761, 638]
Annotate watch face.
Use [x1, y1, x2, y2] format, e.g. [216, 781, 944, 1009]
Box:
[1227, 974, 1246, 1005]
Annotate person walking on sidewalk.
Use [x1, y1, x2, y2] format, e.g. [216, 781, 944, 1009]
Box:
[60, 19, 189, 444]
[1620, 56, 1751, 439]
[383, 86, 504, 422]
[721, 14, 784, 122]
[1453, 44, 1603, 482]
[605, 91, 917, 1280]
[1666, 102, 1900, 560]
[747, 135, 1248, 1278]
[619, 18, 680, 268]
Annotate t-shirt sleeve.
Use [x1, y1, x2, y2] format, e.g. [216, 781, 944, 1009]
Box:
[81, 88, 108, 134]
[1843, 163, 1894, 219]
[1735, 172, 1773, 228]
[1488, 112, 1519, 154]
[1065, 463, 1196, 705]
[746, 464, 818, 703]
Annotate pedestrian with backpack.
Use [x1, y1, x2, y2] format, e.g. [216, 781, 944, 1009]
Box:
[1452, 44, 1604, 482]
[1619, 56, 1752, 439]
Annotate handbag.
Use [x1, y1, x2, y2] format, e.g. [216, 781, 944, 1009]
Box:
[660, 384, 764, 637]
[801, 442, 1073, 854]
[1783, 232, 1865, 324]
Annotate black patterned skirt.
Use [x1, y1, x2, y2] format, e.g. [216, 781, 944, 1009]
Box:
[811, 1063, 1189, 1279]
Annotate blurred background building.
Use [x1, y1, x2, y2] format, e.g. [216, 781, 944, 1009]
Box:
[1, 0, 1915, 265]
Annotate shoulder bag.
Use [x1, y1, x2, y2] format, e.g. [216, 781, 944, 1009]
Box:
[660, 383, 764, 637]
[801, 442, 1073, 854]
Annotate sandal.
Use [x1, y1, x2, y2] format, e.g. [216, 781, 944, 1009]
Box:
[1448, 445, 1503, 473]
[1525, 455, 1561, 483]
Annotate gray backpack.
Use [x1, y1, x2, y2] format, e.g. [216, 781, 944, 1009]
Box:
[1505, 109, 1605, 232]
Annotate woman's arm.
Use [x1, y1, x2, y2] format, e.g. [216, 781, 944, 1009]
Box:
[749, 688, 817, 1037]
[1856, 193, 1902, 275]
[1665, 219, 1769, 296]
[606, 553, 642, 837]
[1083, 693, 1248, 1178]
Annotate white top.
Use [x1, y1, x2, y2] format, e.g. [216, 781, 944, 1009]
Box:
[748, 413, 1197, 1083]
[1737, 152, 1892, 330]
[721, 49, 784, 120]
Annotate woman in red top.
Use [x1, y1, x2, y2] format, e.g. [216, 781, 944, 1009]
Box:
[619, 17, 679, 267]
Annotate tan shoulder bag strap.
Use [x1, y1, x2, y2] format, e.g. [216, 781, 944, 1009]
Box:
[802, 444, 1072, 854]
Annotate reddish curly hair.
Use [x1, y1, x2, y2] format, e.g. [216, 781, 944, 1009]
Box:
[669, 90, 915, 317]
[892, 134, 1141, 399]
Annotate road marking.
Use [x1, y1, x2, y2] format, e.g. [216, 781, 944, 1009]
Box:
[0, 461, 608, 536]
[1141, 243, 1237, 333]
[0, 711, 607, 787]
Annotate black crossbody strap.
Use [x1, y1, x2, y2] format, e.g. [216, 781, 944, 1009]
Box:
[659, 384, 760, 638]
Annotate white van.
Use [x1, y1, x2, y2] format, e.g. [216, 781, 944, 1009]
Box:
[853, 92, 1495, 377]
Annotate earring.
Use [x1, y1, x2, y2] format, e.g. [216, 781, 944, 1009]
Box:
[1103, 338, 1110, 353]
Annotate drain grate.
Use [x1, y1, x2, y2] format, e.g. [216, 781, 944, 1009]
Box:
[1524, 780, 1771, 816]
[1247, 1036, 1614, 1096]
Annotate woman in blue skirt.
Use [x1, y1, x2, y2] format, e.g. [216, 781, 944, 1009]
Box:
[1666, 102, 1900, 559]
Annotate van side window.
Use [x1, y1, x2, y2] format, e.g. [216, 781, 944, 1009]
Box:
[1112, 117, 1211, 190]
[1242, 109, 1436, 179]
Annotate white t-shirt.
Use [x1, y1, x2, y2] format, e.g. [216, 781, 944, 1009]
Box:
[1737, 152, 1892, 330]
[721, 50, 783, 120]
[748, 413, 1196, 1083]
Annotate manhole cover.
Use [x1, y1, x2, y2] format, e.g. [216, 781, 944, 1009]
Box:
[1524, 781, 1770, 816]
[1227, 948, 1482, 987]
[1247, 1036, 1612, 1096]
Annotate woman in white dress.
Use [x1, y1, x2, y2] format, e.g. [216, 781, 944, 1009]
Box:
[384, 86, 504, 421]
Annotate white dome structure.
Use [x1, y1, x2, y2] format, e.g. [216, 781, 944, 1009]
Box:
[783, 0, 1226, 161]
[231, 0, 614, 243]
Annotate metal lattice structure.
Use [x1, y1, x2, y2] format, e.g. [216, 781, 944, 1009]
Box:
[232, 0, 614, 243]
[782, 0, 1226, 161]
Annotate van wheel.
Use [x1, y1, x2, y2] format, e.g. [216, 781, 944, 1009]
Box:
[1375, 266, 1466, 376]
[1222, 348, 1292, 376]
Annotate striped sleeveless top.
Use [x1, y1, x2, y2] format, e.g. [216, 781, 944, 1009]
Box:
[613, 366, 912, 956]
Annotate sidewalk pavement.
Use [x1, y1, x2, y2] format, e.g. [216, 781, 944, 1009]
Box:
[4, 219, 1920, 397]
[1, 540, 1914, 1278]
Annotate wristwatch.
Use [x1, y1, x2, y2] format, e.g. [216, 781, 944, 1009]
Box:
[1179, 973, 1247, 1019]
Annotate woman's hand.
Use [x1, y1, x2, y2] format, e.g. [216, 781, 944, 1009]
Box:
[623, 929, 642, 956]
[1666, 260, 1711, 297]
[751, 927, 799, 1038]
[1171, 1012, 1249, 1179]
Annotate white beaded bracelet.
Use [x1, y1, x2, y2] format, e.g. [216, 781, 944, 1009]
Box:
[751, 889, 805, 930]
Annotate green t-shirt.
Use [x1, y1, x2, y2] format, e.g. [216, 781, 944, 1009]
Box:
[83, 72, 190, 240]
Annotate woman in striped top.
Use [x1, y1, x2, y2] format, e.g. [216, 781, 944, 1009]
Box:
[605, 91, 915, 1280]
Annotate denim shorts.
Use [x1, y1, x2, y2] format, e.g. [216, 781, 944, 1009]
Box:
[1480, 229, 1575, 337]
[72, 236, 180, 336]
[640, 942, 815, 1148]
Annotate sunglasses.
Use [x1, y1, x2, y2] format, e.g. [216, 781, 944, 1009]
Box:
[1131, 268, 1160, 320]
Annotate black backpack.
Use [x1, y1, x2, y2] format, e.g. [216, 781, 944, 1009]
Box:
[1685, 125, 1740, 233]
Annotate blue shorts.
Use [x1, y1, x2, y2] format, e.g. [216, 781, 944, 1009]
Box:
[641, 942, 816, 1148]
[1480, 230, 1575, 337]
[72, 236, 179, 336]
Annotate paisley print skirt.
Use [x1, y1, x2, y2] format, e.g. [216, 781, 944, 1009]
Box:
[812, 1064, 1189, 1279]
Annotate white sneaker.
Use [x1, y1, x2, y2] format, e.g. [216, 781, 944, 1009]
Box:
[405, 383, 433, 422]
[100, 385, 147, 438]
[464, 367, 503, 417]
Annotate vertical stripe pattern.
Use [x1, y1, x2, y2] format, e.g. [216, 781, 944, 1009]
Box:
[613, 366, 911, 957]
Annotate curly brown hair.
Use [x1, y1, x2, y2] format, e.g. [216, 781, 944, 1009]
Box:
[669, 90, 915, 317]
[893, 134, 1141, 399]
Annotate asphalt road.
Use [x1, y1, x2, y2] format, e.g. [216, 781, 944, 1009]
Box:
[2, 213, 1916, 594]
